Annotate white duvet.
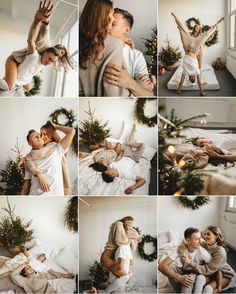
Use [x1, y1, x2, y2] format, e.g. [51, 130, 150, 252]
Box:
[168, 128, 236, 195]
[167, 63, 220, 90]
[79, 150, 152, 195]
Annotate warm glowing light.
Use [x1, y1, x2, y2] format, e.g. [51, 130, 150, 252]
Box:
[174, 191, 182, 196]
[179, 160, 186, 167]
[168, 145, 175, 154]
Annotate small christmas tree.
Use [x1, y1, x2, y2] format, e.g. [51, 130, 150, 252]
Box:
[88, 261, 109, 289]
[79, 102, 110, 146]
[0, 197, 34, 248]
[0, 140, 25, 195]
[64, 197, 78, 233]
[143, 25, 157, 65]
[158, 38, 182, 68]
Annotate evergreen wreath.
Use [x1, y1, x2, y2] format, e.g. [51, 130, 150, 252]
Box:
[186, 17, 201, 30]
[134, 98, 157, 127]
[25, 75, 42, 97]
[186, 18, 218, 47]
[64, 197, 78, 233]
[50, 108, 76, 127]
[178, 196, 210, 210]
[137, 234, 157, 262]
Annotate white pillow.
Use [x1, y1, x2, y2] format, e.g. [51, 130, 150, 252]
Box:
[158, 231, 170, 244]
[142, 145, 156, 161]
[28, 240, 64, 261]
[54, 248, 78, 274]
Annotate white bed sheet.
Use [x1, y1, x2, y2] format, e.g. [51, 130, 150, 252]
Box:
[79, 151, 151, 195]
[168, 128, 236, 195]
[167, 64, 220, 90]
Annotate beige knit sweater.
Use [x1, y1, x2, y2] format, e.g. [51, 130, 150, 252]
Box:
[79, 36, 129, 97]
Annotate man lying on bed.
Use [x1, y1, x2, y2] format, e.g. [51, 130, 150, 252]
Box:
[11, 262, 74, 293]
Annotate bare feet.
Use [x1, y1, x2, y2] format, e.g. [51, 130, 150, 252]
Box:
[200, 91, 206, 96]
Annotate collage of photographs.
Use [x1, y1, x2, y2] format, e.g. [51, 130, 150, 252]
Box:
[0, 0, 236, 293]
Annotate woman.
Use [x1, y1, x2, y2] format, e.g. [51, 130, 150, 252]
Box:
[190, 25, 203, 70]
[100, 216, 141, 274]
[182, 226, 236, 293]
[0, 0, 75, 94]
[171, 12, 224, 96]
[79, 0, 128, 97]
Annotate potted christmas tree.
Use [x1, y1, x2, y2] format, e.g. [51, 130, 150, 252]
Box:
[158, 38, 182, 71]
[88, 261, 109, 290]
[0, 197, 34, 254]
[79, 102, 110, 150]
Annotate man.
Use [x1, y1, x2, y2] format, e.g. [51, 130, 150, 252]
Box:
[11, 262, 74, 294]
[21, 123, 75, 195]
[104, 243, 133, 293]
[158, 227, 211, 293]
[104, 8, 153, 97]
[0, 1, 59, 96]
[102, 142, 146, 194]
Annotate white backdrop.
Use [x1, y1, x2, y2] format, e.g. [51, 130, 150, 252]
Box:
[159, 0, 227, 64]
[0, 197, 78, 256]
[0, 98, 78, 191]
[79, 197, 157, 286]
[79, 0, 157, 59]
[158, 197, 221, 236]
[79, 98, 157, 148]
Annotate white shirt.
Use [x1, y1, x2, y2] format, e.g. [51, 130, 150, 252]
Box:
[25, 143, 65, 196]
[115, 244, 132, 274]
[15, 51, 44, 86]
[123, 44, 148, 79]
[110, 157, 137, 181]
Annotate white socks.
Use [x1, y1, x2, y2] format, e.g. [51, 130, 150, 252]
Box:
[203, 285, 214, 293]
[104, 274, 129, 293]
[193, 275, 206, 293]
[0, 78, 9, 91]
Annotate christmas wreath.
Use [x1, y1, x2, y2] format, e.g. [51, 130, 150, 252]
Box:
[50, 108, 78, 156]
[186, 17, 200, 30]
[178, 196, 210, 210]
[50, 108, 76, 127]
[137, 234, 157, 262]
[25, 75, 42, 97]
[186, 18, 218, 47]
[202, 25, 218, 47]
[134, 98, 157, 127]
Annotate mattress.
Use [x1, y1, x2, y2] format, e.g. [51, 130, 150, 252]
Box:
[167, 64, 220, 90]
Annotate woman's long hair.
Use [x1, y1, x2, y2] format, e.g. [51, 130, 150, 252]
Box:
[191, 24, 202, 37]
[54, 44, 76, 71]
[206, 226, 227, 248]
[40, 121, 59, 143]
[79, 0, 113, 69]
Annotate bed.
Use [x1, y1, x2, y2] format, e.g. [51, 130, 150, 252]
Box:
[0, 241, 77, 294]
[167, 64, 220, 91]
[166, 127, 236, 195]
[79, 143, 156, 196]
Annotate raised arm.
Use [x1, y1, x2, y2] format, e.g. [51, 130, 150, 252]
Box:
[202, 17, 225, 40]
[52, 123, 76, 151]
[171, 12, 190, 36]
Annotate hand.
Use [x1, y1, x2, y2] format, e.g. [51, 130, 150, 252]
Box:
[214, 288, 222, 294]
[17, 157, 26, 171]
[137, 74, 152, 88]
[104, 63, 132, 89]
[37, 173, 50, 192]
[35, 0, 53, 23]
[125, 38, 135, 49]
[180, 256, 190, 265]
[125, 187, 134, 194]
[177, 274, 194, 287]
[63, 273, 75, 279]
[205, 148, 220, 158]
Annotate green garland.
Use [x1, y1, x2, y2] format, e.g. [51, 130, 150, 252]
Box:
[25, 75, 42, 97]
[178, 196, 210, 210]
[50, 108, 76, 127]
[134, 98, 157, 127]
[64, 197, 78, 233]
[137, 234, 157, 262]
[186, 17, 218, 47]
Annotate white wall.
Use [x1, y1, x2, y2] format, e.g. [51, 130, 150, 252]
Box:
[79, 98, 157, 148]
[0, 197, 78, 255]
[79, 197, 157, 286]
[165, 98, 236, 122]
[0, 98, 78, 189]
[79, 0, 157, 59]
[158, 197, 221, 235]
[159, 0, 227, 64]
